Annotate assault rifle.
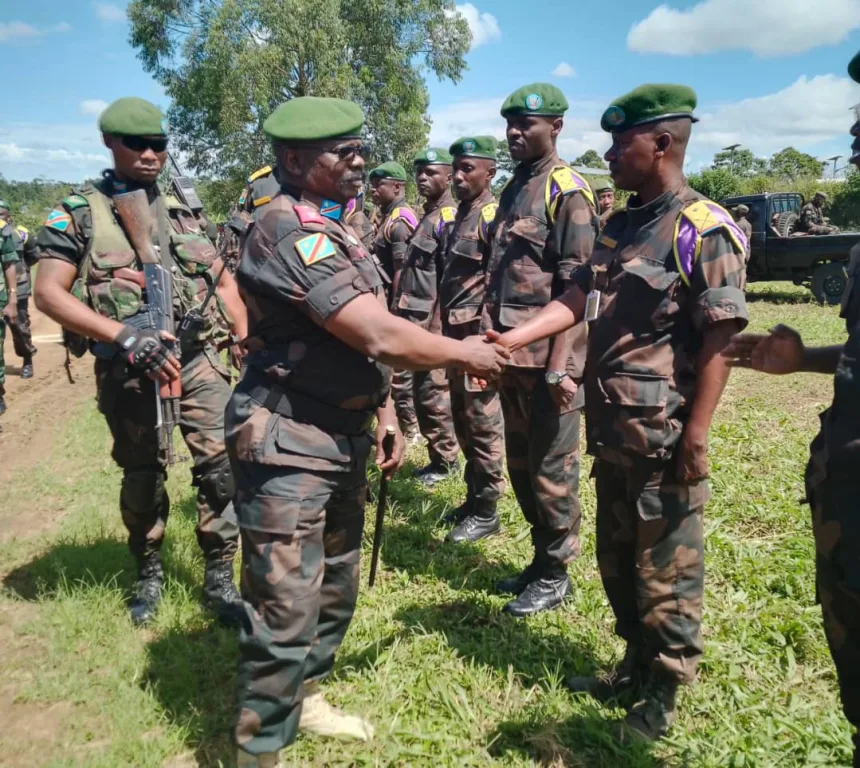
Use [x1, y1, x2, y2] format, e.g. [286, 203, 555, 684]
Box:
[113, 190, 182, 466]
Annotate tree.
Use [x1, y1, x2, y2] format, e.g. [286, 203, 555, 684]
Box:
[128, 0, 470, 180]
[711, 148, 766, 177]
[686, 168, 742, 202]
[768, 147, 823, 181]
[571, 150, 606, 170]
[491, 141, 514, 196]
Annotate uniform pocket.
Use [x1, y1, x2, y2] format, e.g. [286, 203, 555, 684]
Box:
[88, 278, 143, 320]
[172, 234, 216, 275]
[600, 372, 669, 458]
[498, 303, 540, 329]
[90, 249, 136, 272]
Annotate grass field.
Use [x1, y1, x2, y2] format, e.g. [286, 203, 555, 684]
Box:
[0, 282, 854, 768]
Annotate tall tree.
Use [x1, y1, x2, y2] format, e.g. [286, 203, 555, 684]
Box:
[686, 168, 742, 202]
[711, 148, 767, 177]
[128, 0, 470, 179]
[571, 149, 606, 170]
[768, 147, 824, 181]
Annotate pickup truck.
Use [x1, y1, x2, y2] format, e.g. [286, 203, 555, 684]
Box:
[721, 192, 859, 304]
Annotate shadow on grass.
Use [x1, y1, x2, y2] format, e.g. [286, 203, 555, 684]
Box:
[745, 285, 815, 305]
[144, 624, 238, 767]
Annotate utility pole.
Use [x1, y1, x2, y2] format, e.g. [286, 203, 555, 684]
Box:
[723, 143, 741, 175]
[825, 155, 842, 179]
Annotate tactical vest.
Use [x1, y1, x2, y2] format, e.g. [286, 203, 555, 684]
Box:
[484, 163, 593, 367]
[440, 200, 497, 340]
[241, 194, 392, 432]
[395, 198, 456, 327]
[70, 183, 230, 352]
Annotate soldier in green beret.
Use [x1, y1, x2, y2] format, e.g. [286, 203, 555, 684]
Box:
[33, 97, 249, 627]
[590, 178, 616, 224]
[393, 148, 460, 485]
[0, 208, 20, 418]
[368, 161, 421, 439]
[229, 96, 508, 766]
[492, 83, 749, 741]
[478, 83, 599, 617]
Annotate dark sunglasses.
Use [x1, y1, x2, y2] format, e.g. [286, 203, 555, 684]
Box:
[120, 135, 169, 153]
[324, 143, 371, 161]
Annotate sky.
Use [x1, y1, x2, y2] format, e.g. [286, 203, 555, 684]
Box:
[3, 0, 860, 181]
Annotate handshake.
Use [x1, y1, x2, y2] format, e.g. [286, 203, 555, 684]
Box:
[456, 329, 513, 383]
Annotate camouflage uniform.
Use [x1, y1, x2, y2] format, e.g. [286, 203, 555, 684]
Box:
[482, 155, 597, 572]
[345, 195, 375, 252]
[736, 216, 752, 264]
[9, 225, 38, 361]
[798, 202, 837, 235]
[805, 239, 860, 762]
[373, 197, 419, 433]
[0, 221, 20, 397]
[394, 190, 459, 466]
[573, 187, 748, 685]
[35, 172, 240, 566]
[440, 189, 505, 504]
[228, 189, 391, 755]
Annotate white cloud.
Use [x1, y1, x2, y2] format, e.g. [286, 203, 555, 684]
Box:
[453, 3, 501, 49]
[552, 62, 576, 78]
[0, 123, 110, 181]
[94, 3, 127, 23]
[629, 0, 860, 57]
[80, 99, 109, 116]
[0, 20, 70, 42]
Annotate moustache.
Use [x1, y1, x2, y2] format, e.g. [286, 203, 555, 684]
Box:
[342, 173, 365, 184]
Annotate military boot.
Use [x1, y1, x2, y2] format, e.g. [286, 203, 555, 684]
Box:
[235, 749, 283, 768]
[502, 567, 570, 618]
[299, 682, 374, 741]
[20, 357, 33, 380]
[129, 552, 164, 626]
[0, 385, 6, 417]
[414, 458, 460, 487]
[496, 559, 540, 595]
[566, 644, 646, 704]
[619, 675, 679, 743]
[441, 496, 474, 526]
[447, 501, 500, 543]
[203, 559, 245, 628]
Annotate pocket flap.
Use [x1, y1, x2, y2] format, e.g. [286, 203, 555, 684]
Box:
[601, 372, 668, 407]
[276, 419, 353, 464]
[508, 216, 548, 247]
[450, 235, 482, 261]
[90, 249, 136, 271]
[409, 232, 438, 254]
[397, 293, 433, 314]
[447, 305, 481, 325]
[172, 234, 216, 274]
[498, 303, 539, 329]
[621, 257, 678, 292]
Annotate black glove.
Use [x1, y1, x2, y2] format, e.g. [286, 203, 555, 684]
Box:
[115, 326, 172, 375]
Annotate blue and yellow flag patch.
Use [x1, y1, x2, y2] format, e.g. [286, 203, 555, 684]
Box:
[45, 209, 72, 232]
[295, 233, 337, 267]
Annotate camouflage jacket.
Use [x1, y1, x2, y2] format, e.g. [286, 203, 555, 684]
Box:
[373, 196, 418, 286]
[798, 202, 831, 233]
[393, 190, 456, 330]
[0, 221, 19, 304]
[573, 186, 748, 463]
[439, 189, 497, 341]
[345, 204, 375, 253]
[239, 165, 281, 218]
[481, 152, 598, 373]
[12, 225, 39, 298]
[35, 172, 231, 350]
[231, 187, 392, 473]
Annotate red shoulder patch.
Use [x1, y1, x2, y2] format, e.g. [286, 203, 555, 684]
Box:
[294, 204, 327, 227]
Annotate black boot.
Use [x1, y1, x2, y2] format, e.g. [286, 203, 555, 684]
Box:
[619, 675, 679, 743]
[415, 458, 460, 488]
[20, 358, 33, 379]
[129, 552, 164, 626]
[446, 501, 500, 543]
[203, 560, 244, 628]
[0, 388, 6, 417]
[496, 559, 541, 595]
[441, 497, 474, 526]
[567, 644, 647, 704]
[502, 568, 570, 617]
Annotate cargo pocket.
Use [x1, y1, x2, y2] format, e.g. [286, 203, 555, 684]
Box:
[172, 234, 216, 275]
[600, 371, 669, 458]
[261, 417, 370, 473]
[88, 278, 143, 321]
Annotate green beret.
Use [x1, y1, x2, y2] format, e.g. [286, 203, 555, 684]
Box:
[590, 178, 614, 193]
[449, 135, 497, 160]
[98, 97, 167, 137]
[500, 83, 568, 118]
[601, 84, 698, 133]
[850, 51, 860, 83]
[413, 147, 452, 166]
[263, 96, 364, 142]
[369, 161, 408, 182]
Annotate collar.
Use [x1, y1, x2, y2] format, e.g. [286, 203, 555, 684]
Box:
[460, 188, 495, 214]
[102, 169, 157, 196]
[423, 189, 455, 215]
[515, 151, 561, 180]
[382, 195, 407, 217]
[625, 186, 686, 227]
[278, 180, 303, 202]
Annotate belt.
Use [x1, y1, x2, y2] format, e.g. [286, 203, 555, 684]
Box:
[249, 383, 374, 436]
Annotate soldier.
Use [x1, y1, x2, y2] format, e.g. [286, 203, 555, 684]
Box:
[345, 189, 374, 252]
[723, 51, 860, 767]
[592, 178, 616, 224]
[227, 96, 508, 767]
[369, 161, 420, 439]
[239, 164, 282, 219]
[0, 201, 37, 380]
[493, 84, 748, 740]
[34, 97, 248, 627]
[798, 192, 839, 235]
[0, 216, 19, 417]
[733, 204, 753, 264]
[441, 136, 506, 538]
[394, 148, 460, 485]
[480, 83, 598, 617]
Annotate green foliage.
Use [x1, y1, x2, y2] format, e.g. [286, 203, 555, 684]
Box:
[128, 0, 470, 180]
[0, 175, 80, 232]
[687, 167, 743, 201]
[768, 147, 824, 181]
[712, 148, 768, 177]
[571, 149, 606, 170]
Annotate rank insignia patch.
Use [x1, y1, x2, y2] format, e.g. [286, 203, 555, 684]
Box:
[320, 199, 343, 220]
[295, 233, 337, 266]
[45, 209, 72, 232]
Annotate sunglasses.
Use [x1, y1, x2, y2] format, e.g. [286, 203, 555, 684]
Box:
[324, 143, 371, 161]
[120, 135, 169, 153]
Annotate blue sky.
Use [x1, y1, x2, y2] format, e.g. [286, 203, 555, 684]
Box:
[3, 0, 860, 181]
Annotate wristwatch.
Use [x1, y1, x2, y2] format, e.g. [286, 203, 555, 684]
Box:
[545, 370, 568, 386]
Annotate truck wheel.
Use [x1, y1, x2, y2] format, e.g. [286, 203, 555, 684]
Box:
[811, 262, 848, 305]
[775, 211, 799, 237]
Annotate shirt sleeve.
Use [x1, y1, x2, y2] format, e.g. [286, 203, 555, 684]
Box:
[1, 228, 19, 265]
[35, 203, 89, 266]
[387, 220, 413, 270]
[688, 227, 748, 332]
[546, 190, 599, 285]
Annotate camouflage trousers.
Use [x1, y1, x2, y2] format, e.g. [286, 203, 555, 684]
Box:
[498, 368, 582, 570]
[805, 455, 860, 760]
[230, 461, 366, 755]
[391, 369, 418, 433]
[414, 367, 459, 465]
[0, 301, 6, 393]
[449, 371, 505, 502]
[9, 297, 36, 360]
[96, 346, 239, 564]
[594, 457, 706, 685]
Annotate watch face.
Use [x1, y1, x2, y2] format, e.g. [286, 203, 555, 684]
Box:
[546, 371, 561, 385]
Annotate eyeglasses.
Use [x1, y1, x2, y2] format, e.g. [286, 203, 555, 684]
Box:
[120, 135, 169, 153]
[325, 143, 371, 161]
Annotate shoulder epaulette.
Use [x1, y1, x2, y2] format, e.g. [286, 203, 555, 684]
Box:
[440, 206, 456, 224]
[63, 194, 88, 210]
[384, 206, 419, 241]
[248, 165, 273, 183]
[479, 202, 498, 243]
[545, 166, 595, 224]
[673, 200, 747, 285]
[164, 194, 187, 211]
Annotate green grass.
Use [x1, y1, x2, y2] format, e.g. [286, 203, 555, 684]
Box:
[0, 282, 854, 767]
